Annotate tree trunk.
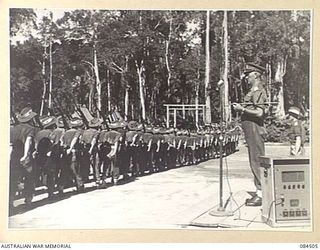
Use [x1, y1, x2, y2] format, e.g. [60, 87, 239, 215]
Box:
[88, 75, 95, 113]
[106, 69, 111, 112]
[135, 59, 146, 121]
[195, 49, 200, 128]
[124, 84, 129, 121]
[204, 10, 212, 124]
[267, 61, 272, 103]
[165, 12, 173, 88]
[93, 42, 101, 114]
[275, 58, 287, 119]
[48, 37, 53, 112]
[223, 10, 231, 123]
[124, 56, 129, 121]
[40, 47, 47, 116]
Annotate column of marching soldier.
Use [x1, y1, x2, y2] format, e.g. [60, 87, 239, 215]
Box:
[9, 107, 241, 210]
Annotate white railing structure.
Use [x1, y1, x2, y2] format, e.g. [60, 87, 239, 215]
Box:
[164, 104, 206, 128]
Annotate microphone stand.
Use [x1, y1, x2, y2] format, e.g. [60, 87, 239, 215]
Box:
[209, 81, 234, 217]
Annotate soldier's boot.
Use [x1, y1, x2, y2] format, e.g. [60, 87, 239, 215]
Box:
[112, 177, 118, 186]
[24, 195, 33, 207]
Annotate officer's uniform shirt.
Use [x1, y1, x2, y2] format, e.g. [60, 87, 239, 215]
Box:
[241, 88, 268, 127]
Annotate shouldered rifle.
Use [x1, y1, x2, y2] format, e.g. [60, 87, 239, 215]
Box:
[50, 93, 70, 129]
[52, 93, 72, 119]
[53, 101, 70, 130]
[69, 95, 89, 128]
[92, 99, 110, 130]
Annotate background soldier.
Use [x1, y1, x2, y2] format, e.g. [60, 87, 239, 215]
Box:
[232, 63, 268, 207]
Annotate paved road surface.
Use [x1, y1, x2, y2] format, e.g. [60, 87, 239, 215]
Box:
[8, 144, 310, 229]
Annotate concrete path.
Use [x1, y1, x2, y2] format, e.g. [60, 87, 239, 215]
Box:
[8, 144, 311, 230]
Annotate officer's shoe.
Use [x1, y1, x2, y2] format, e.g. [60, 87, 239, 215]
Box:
[245, 195, 262, 207]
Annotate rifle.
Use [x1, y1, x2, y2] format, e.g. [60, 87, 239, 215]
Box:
[92, 99, 110, 130]
[10, 105, 19, 125]
[69, 95, 89, 128]
[50, 93, 70, 130]
[52, 93, 72, 119]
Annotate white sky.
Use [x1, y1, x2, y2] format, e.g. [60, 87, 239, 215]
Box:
[11, 9, 201, 45]
[34, 8, 66, 23]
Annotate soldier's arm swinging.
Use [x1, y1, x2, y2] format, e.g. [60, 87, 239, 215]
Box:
[89, 137, 97, 155]
[67, 135, 80, 155]
[20, 136, 33, 162]
[147, 139, 152, 152]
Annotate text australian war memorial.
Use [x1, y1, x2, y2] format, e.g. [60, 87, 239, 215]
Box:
[9, 9, 311, 228]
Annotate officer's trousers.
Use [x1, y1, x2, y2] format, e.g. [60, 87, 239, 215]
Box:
[241, 120, 265, 191]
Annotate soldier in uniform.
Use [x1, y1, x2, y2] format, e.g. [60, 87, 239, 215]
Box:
[186, 130, 197, 165]
[140, 125, 154, 173]
[80, 117, 103, 186]
[49, 116, 68, 195]
[152, 126, 166, 171]
[164, 127, 177, 170]
[99, 122, 123, 185]
[232, 63, 268, 206]
[60, 117, 85, 193]
[34, 115, 57, 199]
[126, 121, 144, 176]
[10, 107, 40, 208]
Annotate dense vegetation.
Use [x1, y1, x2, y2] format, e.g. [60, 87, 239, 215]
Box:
[10, 9, 310, 135]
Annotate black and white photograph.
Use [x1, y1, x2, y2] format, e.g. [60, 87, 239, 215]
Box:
[8, 8, 312, 232]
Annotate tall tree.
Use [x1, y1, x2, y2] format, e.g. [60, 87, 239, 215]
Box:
[204, 10, 212, 124]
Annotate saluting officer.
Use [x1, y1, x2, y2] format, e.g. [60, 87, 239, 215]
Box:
[232, 63, 268, 206]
